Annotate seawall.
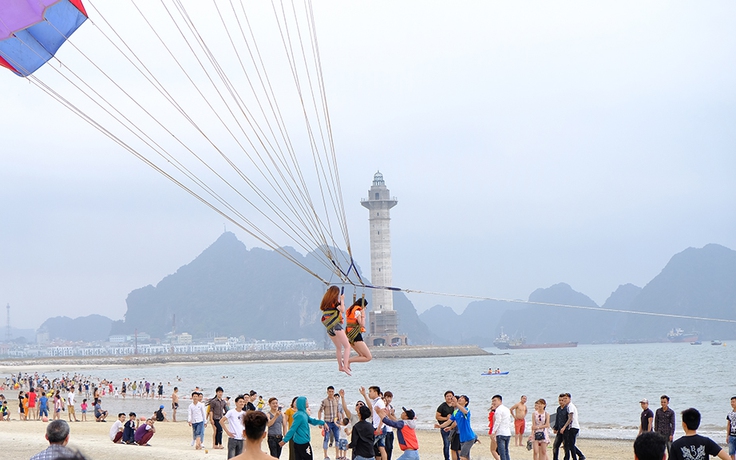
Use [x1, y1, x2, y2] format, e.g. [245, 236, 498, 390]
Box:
[0, 345, 488, 368]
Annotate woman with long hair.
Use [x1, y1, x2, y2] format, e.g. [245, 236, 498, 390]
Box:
[320, 286, 352, 376]
[345, 298, 372, 364]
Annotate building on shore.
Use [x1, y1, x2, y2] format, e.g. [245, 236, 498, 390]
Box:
[361, 171, 407, 347]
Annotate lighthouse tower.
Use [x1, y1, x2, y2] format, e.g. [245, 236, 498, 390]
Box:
[360, 172, 407, 346]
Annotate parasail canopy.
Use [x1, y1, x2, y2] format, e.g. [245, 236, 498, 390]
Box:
[0, 0, 87, 76]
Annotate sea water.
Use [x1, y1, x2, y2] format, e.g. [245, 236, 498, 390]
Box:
[18, 342, 735, 440]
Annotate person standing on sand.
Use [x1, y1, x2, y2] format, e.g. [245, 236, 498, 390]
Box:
[531, 399, 550, 460]
[639, 399, 654, 435]
[67, 387, 79, 422]
[552, 394, 567, 460]
[279, 396, 326, 460]
[319, 386, 341, 460]
[172, 387, 179, 422]
[726, 396, 736, 460]
[208, 386, 228, 450]
[655, 395, 676, 457]
[510, 395, 528, 447]
[560, 393, 584, 460]
[223, 395, 246, 459]
[189, 391, 208, 450]
[491, 395, 512, 460]
[670, 408, 729, 460]
[487, 404, 500, 460]
[267, 397, 286, 459]
[436, 395, 475, 460]
[349, 405, 376, 460]
[232, 411, 279, 460]
[436, 391, 455, 460]
[285, 396, 299, 460]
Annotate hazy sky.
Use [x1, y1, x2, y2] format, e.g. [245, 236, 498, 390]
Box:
[2, 1, 735, 329]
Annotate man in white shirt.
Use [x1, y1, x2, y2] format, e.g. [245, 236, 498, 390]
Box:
[369, 385, 388, 460]
[491, 395, 513, 460]
[223, 395, 246, 459]
[67, 387, 79, 422]
[561, 393, 584, 460]
[110, 413, 126, 443]
[188, 392, 208, 450]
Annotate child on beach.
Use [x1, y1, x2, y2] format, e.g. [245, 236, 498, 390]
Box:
[320, 286, 352, 376]
[80, 399, 88, 421]
[336, 417, 351, 460]
[123, 412, 138, 444]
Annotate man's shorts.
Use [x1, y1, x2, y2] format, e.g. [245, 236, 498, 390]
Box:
[450, 430, 461, 451]
[192, 421, 205, 440]
[728, 435, 736, 455]
[459, 439, 475, 459]
[514, 418, 525, 434]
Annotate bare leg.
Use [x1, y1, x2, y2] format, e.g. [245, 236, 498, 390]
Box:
[328, 335, 347, 373]
[490, 436, 500, 460]
[334, 331, 352, 375]
[349, 341, 372, 364]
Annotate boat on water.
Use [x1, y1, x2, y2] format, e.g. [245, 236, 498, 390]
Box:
[690, 341, 702, 345]
[667, 328, 699, 343]
[711, 340, 723, 346]
[481, 371, 509, 376]
[493, 333, 577, 350]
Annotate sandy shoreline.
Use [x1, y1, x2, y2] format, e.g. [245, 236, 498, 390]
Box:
[0, 417, 635, 460]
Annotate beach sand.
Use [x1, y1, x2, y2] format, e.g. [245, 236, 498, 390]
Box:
[0, 417, 634, 460]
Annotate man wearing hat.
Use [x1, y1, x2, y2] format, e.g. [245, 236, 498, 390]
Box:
[154, 404, 168, 422]
[639, 399, 653, 435]
[377, 406, 419, 460]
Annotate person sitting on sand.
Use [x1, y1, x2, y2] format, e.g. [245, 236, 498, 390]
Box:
[110, 413, 126, 443]
[94, 398, 108, 422]
[134, 417, 156, 446]
[232, 411, 278, 460]
[154, 404, 168, 422]
[123, 412, 138, 444]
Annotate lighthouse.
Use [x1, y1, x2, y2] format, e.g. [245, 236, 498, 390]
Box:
[360, 171, 407, 346]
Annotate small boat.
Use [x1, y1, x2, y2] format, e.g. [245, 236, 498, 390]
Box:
[481, 371, 509, 376]
[711, 340, 723, 346]
[690, 341, 702, 345]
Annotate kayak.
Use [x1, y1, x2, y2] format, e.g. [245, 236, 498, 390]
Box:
[481, 372, 509, 376]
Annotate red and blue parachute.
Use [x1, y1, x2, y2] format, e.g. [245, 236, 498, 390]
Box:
[0, 0, 87, 77]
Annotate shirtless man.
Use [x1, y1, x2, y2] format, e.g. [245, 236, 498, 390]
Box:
[232, 411, 280, 460]
[510, 395, 528, 446]
[171, 387, 179, 422]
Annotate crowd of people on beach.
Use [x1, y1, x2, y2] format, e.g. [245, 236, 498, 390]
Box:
[8, 368, 736, 460]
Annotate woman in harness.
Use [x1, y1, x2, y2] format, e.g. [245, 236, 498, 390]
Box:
[345, 298, 372, 364]
[320, 286, 352, 376]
